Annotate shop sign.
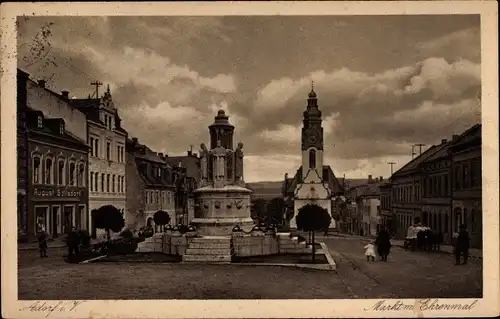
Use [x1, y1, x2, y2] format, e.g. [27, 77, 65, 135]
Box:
[33, 188, 83, 198]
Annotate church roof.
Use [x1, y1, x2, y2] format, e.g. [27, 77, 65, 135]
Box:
[283, 165, 345, 198]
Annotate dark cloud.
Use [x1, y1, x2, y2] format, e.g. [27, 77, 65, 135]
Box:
[17, 15, 481, 181]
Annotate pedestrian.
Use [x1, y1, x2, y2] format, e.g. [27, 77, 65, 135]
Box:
[364, 240, 376, 262]
[454, 224, 470, 265]
[37, 226, 48, 258]
[66, 227, 80, 261]
[375, 226, 391, 261]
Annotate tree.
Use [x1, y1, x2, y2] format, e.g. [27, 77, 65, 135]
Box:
[94, 205, 125, 241]
[251, 198, 268, 225]
[266, 197, 285, 226]
[296, 204, 332, 262]
[153, 210, 171, 232]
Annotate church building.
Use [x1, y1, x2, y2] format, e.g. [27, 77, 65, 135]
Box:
[282, 87, 344, 229]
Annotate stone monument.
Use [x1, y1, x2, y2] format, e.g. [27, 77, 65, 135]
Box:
[190, 110, 254, 237]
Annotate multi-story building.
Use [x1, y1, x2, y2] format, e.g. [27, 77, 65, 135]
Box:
[71, 87, 128, 238]
[164, 150, 200, 225]
[21, 71, 90, 239]
[282, 88, 344, 229]
[126, 137, 177, 231]
[378, 180, 393, 233]
[450, 124, 482, 248]
[26, 107, 89, 240]
[420, 139, 453, 244]
[390, 144, 447, 239]
[17, 69, 30, 241]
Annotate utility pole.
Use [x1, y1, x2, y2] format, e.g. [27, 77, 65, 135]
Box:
[388, 162, 396, 176]
[414, 143, 426, 156]
[90, 81, 103, 98]
[411, 145, 417, 159]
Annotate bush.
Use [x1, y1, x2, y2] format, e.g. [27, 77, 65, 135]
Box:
[94, 205, 125, 240]
[177, 224, 189, 234]
[297, 234, 307, 243]
[78, 230, 91, 249]
[106, 237, 138, 255]
[119, 228, 135, 239]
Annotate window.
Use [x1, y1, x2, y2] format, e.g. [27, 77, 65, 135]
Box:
[69, 162, 76, 186]
[471, 158, 481, 188]
[59, 123, 65, 134]
[117, 176, 120, 193]
[112, 175, 115, 193]
[90, 172, 94, 191]
[463, 164, 470, 189]
[454, 166, 461, 190]
[44, 158, 53, 184]
[78, 163, 85, 187]
[95, 139, 99, 158]
[444, 175, 449, 196]
[117, 146, 121, 162]
[33, 156, 41, 184]
[121, 176, 124, 193]
[444, 214, 449, 232]
[37, 116, 43, 128]
[94, 173, 98, 192]
[106, 142, 111, 161]
[309, 149, 316, 169]
[57, 159, 65, 185]
[106, 174, 110, 192]
[90, 137, 95, 156]
[101, 174, 105, 192]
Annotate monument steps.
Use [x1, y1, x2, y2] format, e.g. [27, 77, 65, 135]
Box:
[188, 242, 231, 249]
[185, 248, 232, 255]
[182, 254, 231, 263]
[182, 236, 233, 263]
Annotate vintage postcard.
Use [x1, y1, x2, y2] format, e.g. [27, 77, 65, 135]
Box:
[1, 1, 499, 318]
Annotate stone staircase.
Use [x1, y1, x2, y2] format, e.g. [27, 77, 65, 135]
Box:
[182, 236, 232, 263]
[136, 233, 163, 253]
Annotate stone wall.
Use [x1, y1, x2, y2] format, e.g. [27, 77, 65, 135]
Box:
[232, 235, 279, 256]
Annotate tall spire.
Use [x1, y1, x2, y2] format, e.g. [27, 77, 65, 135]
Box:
[307, 81, 318, 108]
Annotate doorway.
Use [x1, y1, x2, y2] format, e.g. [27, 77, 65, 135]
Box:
[51, 206, 59, 237]
[63, 206, 74, 234]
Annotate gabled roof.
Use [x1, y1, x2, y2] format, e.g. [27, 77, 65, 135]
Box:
[451, 124, 481, 147]
[283, 165, 344, 197]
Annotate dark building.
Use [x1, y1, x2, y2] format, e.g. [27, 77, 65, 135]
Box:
[450, 124, 482, 248]
[17, 69, 30, 241]
[26, 108, 89, 240]
[390, 143, 447, 239]
[420, 139, 453, 244]
[125, 137, 177, 230]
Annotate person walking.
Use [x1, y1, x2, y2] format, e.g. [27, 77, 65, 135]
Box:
[364, 240, 376, 262]
[375, 226, 391, 261]
[37, 226, 48, 258]
[455, 224, 470, 265]
[66, 227, 80, 261]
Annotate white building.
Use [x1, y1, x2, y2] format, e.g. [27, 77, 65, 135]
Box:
[282, 88, 344, 229]
[71, 86, 128, 238]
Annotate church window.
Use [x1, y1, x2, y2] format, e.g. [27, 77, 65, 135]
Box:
[309, 149, 316, 169]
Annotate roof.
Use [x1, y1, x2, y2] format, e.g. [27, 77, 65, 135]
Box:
[26, 107, 88, 149]
[422, 141, 451, 163]
[283, 165, 344, 197]
[70, 98, 128, 134]
[392, 144, 444, 177]
[247, 181, 283, 200]
[164, 155, 200, 181]
[451, 124, 481, 148]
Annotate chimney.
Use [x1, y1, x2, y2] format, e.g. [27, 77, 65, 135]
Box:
[368, 175, 372, 183]
[379, 176, 383, 182]
[131, 137, 138, 146]
[61, 91, 69, 99]
[452, 134, 459, 141]
[38, 80, 46, 88]
[375, 177, 379, 182]
[187, 150, 192, 156]
[441, 139, 448, 144]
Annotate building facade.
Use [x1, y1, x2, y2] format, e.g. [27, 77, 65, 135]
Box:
[450, 124, 482, 248]
[17, 69, 30, 241]
[164, 150, 200, 225]
[283, 88, 344, 229]
[379, 180, 393, 233]
[126, 138, 177, 231]
[420, 139, 453, 244]
[26, 108, 89, 240]
[71, 87, 128, 238]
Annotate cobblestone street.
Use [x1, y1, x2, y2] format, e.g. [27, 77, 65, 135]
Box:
[321, 235, 482, 299]
[17, 235, 482, 300]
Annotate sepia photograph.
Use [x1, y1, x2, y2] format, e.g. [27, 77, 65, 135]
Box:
[2, 1, 499, 318]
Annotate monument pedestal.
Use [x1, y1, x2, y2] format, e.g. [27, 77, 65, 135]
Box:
[182, 236, 232, 263]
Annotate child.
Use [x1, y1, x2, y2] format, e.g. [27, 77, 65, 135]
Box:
[364, 240, 376, 262]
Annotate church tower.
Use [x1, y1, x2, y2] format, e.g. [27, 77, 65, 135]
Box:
[301, 84, 324, 182]
[209, 110, 235, 150]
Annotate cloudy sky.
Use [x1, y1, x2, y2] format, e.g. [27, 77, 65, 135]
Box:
[17, 15, 481, 182]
